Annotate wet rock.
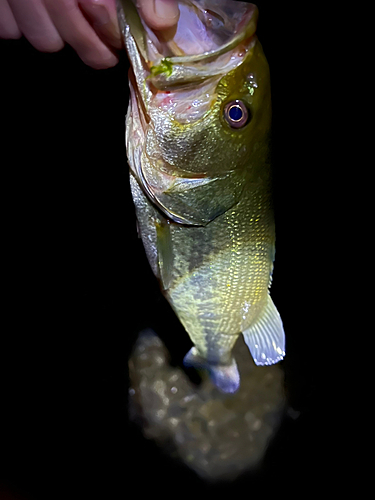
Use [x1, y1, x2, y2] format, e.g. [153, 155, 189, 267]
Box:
[128, 329, 286, 482]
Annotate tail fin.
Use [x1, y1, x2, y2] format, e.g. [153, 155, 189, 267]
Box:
[242, 295, 285, 366]
[183, 347, 240, 394]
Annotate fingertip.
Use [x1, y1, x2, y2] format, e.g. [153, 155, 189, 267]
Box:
[0, 25, 22, 40]
[82, 50, 119, 69]
[27, 34, 65, 53]
[47, 1, 119, 69]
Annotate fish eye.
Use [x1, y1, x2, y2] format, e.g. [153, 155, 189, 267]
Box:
[223, 100, 250, 129]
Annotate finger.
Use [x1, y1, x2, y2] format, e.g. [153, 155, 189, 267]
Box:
[0, 0, 21, 39]
[45, 0, 118, 69]
[79, 0, 122, 50]
[8, 0, 64, 52]
[137, 0, 179, 31]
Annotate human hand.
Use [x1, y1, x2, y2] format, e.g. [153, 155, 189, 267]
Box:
[0, 0, 179, 69]
[0, 0, 121, 69]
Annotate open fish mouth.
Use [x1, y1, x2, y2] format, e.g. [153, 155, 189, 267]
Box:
[118, 0, 259, 119]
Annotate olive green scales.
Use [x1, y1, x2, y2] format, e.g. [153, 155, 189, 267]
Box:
[118, 0, 285, 392]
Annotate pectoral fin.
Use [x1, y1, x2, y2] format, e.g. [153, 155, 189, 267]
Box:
[139, 164, 245, 226]
[155, 219, 173, 290]
[160, 170, 245, 225]
[242, 296, 285, 365]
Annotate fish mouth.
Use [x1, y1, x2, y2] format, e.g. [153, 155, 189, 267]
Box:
[118, 0, 258, 95]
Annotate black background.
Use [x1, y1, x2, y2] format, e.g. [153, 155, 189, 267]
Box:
[1, 2, 340, 498]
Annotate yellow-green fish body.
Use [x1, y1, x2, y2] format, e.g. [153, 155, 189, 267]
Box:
[118, 0, 285, 392]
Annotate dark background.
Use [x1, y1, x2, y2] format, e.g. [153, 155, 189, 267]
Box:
[1, 2, 339, 498]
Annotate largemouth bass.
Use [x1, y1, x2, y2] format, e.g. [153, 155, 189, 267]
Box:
[117, 0, 285, 393]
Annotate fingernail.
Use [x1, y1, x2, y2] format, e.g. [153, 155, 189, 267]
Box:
[154, 0, 180, 20]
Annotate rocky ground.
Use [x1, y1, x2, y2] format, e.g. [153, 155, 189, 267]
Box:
[128, 329, 286, 482]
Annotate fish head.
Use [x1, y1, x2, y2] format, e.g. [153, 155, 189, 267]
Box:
[118, 0, 271, 195]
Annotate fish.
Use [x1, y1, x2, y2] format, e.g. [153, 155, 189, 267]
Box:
[117, 0, 285, 393]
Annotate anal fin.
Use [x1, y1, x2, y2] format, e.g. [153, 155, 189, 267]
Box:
[243, 295, 285, 366]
